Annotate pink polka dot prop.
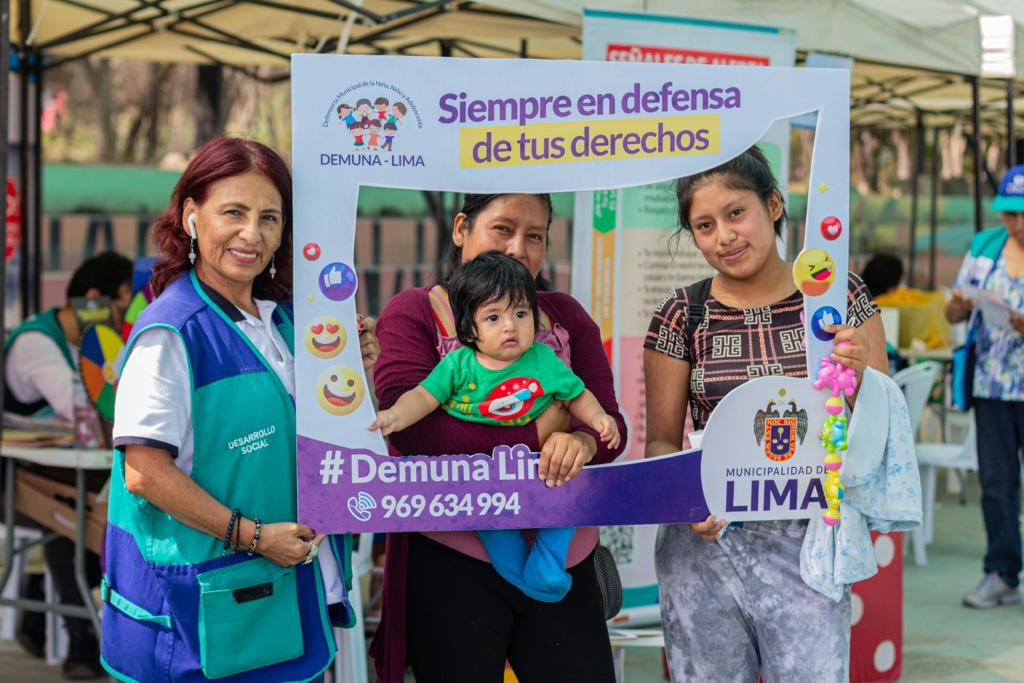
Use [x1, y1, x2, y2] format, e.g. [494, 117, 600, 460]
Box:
[873, 533, 896, 567]
[873, 641, 896, 673]
[850, 593, 864, 626]
[850, 532, 903, 682]
[820, 215, 843, 241]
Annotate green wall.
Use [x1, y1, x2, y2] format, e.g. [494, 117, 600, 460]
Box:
[42, 164, 1000, 258]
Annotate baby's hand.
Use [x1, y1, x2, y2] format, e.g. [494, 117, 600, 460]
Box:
[369, 410, 400, 436]
[593, 413, 621, 449]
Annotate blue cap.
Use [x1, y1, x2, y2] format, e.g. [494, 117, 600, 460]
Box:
[993, 165, 1024, 212]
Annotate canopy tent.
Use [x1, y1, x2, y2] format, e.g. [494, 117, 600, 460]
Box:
[506, 1, 1024, 76]
[7, 1, 1024, 134]
[7, 0, 579, 68]
[4, 0, 1024, 312]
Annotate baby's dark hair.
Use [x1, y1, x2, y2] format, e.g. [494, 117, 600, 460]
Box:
[449, 251, 539, 350]
[674, 145, 787, 240]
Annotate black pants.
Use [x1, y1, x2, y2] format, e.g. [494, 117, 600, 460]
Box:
[976, 398, 1024, 587]
[405, 533, 615, 683]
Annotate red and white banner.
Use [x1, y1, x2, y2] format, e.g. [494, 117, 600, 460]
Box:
[5, 177, 20, 264]
[606, 43, 770, 66]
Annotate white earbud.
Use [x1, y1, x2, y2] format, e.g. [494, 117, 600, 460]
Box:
[187, 214, 198, 240]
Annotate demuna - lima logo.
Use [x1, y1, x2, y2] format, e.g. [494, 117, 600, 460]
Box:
[322, 81, 425, 168]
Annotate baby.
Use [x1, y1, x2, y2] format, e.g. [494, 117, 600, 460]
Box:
[370, 251, 619, 601]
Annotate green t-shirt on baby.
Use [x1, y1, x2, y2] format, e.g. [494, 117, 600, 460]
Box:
[420, 342, 585, 426]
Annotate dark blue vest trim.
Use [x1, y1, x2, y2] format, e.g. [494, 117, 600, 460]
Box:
[274, 302, 294, 327]
[130, 275, 270, 391]
[112, 436, 179, 457]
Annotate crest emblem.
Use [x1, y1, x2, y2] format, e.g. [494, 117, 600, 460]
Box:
[764, 418, 796, 461]
[753, 395, 808, 462]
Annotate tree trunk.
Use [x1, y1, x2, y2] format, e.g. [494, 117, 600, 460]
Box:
[144, 64, 170, 161]
[84, 58, 116, 161]
[195, 64, 223, 146]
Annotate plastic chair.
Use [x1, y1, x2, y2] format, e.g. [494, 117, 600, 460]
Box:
[334, 534, 374, 683]
[891, 362, 941, 436]
[0, 526, 42, 641]
[0, 527, 68, 663]
[910, 414, 978, 566]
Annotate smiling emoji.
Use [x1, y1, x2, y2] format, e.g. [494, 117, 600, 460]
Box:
[316, 365, 364, 416]
[305, 316, 347, 359]
[793, 248, 835, 296]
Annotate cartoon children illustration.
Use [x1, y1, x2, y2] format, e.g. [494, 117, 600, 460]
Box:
[337, 103, 356, 127]
[388, 101, 407, 126]
[369, 252, 620, 602]
[382, 121, 398, 151]
[355, 98, 372, 124]
[367, 119, 382, 150]
[374, 96, 389, 120]
[349, 120, 365, 147]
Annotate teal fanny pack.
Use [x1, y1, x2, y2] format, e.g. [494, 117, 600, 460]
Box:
[196, 558, 304, 679]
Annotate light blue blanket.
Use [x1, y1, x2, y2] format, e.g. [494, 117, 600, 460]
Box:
[800, 366, 923, 600]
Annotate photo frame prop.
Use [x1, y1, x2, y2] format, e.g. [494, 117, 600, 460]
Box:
[291, 55, 850, 533]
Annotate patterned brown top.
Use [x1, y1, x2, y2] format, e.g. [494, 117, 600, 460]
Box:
[645, 273, 879, 431]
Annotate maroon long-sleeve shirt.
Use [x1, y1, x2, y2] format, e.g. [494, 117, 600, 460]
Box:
[369, 286, 626, 682]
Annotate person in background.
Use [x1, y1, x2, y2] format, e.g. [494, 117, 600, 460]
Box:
[4, 251, 133, 680]
[861, 253, 906, 373]
[945, 165, 1024, 609]
[861, 253, 904, 298]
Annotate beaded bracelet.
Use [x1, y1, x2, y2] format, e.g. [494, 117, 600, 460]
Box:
[246, 518, 262, 555]
[233, 513, 243, 552]
[223, 508, 241, 555]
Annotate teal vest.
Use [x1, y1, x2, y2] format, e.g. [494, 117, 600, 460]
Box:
[3, 307, 73, 415]
[101, 272, 354, 683]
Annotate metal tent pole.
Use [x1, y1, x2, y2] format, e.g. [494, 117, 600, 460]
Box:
[933, 124, 937, 290]
[929, 126, 940, 290]
[31, 56, 40, 310]
[908, 110, 923, 287]
[971, 76, 983, 233]
[16, 0, 27, 316]
[1008, 78, 1017, 167]
[1, 0, 11, 463]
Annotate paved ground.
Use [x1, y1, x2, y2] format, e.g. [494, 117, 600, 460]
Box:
[2, 474, 1022, 682]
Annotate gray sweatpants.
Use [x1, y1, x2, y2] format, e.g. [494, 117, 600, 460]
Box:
[655, 520, 850, 683]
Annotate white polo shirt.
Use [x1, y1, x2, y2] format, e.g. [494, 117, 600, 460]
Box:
[114, 286, 343, 603]
[6, 331, 76, 421]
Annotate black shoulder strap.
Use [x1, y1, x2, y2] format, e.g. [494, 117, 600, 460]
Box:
[684, 277, 712, 359]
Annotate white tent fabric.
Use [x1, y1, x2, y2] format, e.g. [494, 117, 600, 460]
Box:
[7, 0, 1024, 130]
[505, 1, 1024, 77]
[500, 1, 1024, 130]
[9, 1, 580, 66]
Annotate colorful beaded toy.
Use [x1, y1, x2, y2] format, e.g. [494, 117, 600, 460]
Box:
[812, 342, 857, 526]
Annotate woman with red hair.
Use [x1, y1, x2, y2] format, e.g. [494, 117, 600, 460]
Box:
[101, 137, 379, 682]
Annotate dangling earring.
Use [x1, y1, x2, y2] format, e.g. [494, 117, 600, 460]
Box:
[187, 214, 198, 265]
[269, 254, 277, 279]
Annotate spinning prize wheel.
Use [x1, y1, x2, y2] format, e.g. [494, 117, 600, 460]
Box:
[121, 283, 154, 341]
[80, 324, 124, 420]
